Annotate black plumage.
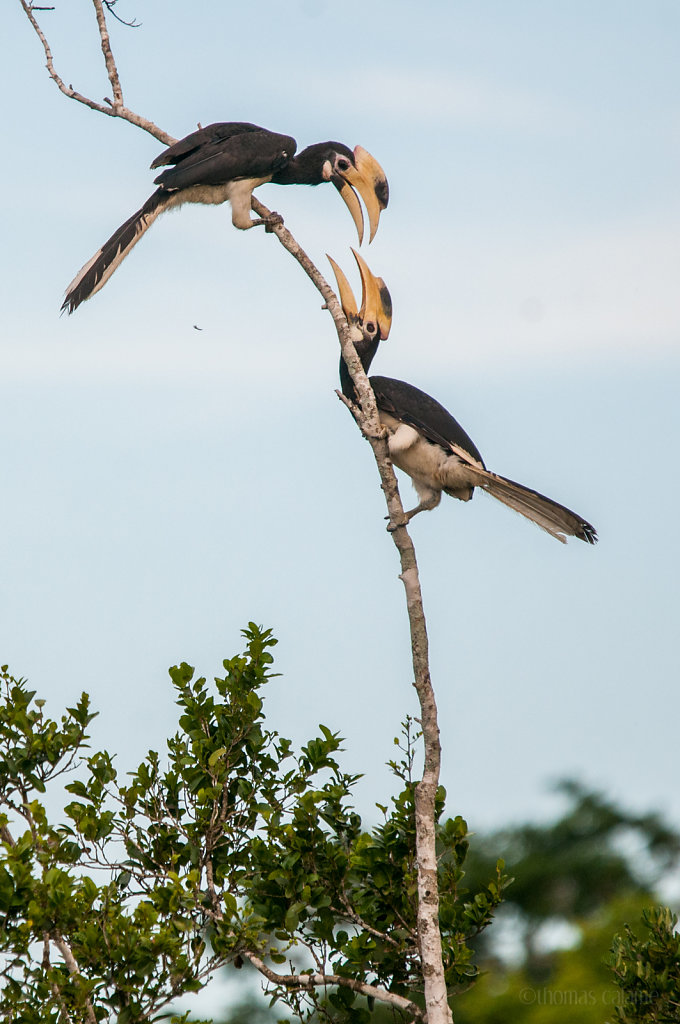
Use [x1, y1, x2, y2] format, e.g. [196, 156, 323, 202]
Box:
[341, 356, 484, 466]
[331, 252, 597, 545]
[150, 123, 295, 189]
[62, 122, 388, 314]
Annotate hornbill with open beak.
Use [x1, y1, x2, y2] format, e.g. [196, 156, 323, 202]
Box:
[62, 122, 388, 314]
[329, 251, 597, 545]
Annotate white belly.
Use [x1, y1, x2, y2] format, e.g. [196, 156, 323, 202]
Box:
[380, 411, 479, 502]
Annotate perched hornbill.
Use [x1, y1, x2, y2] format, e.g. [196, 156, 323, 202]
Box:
[329, 251, 597, 545]
[62, 122, 388, 314]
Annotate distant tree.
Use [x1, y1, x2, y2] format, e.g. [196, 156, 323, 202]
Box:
[463, 779, 680, 976]
[450, 893, 652, 1024]
[0, 627, 508, 1023]
[442, 784, 680, 1024]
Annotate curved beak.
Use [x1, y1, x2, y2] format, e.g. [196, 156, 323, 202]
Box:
[327, 254, 359, 321]
[352, 249, 392, 340]
[327, 251, 392, 338]
[331, 179, 365, 245]
[333, 146, 389, 244]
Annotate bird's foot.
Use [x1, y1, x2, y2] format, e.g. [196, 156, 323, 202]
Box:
[264, 212, 284, 232]
[385, 513, 410, 533]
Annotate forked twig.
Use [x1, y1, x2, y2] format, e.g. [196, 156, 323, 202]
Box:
[243, 951, 426, 1022]
[19, 0, 173, 145]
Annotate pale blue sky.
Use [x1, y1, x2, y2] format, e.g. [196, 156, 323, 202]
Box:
[2, 0, 679, 867]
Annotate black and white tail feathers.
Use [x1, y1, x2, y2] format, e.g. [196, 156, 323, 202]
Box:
[460, 466, 597, 544]
[61, 190, 168, 315]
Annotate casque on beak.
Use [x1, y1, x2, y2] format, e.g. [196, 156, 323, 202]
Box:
[332, 146, 389, 244]
[327, 249, 392, 340]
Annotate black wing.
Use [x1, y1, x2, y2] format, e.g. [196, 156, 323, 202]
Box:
[150, 122, 273, 167]
[369, 375, 486, 466]
[151, 124, 297, 191]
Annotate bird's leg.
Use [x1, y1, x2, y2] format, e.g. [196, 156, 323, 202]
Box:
[386, 505, 423, 532]
[241, 212, 284, 232]
[385, 490, 441, 531]
[386, 513, 410, 533]
[248, 213, 284, 232]
[264, 211, 284, 232]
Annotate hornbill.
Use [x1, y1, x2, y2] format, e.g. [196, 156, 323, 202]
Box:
[62, 122, 388, 314]
[329, 251, 597, 545]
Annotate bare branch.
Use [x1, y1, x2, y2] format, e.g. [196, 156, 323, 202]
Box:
[92, 0, 123, 107]
[17, 0, 174, 145]
[244, 951, 425, 1021]
[103, 1, 141, 29]
[335, 387, 360, 417]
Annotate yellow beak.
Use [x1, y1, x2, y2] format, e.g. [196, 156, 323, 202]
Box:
[327, 250, 392, 339]
[333, 146, 389, 244]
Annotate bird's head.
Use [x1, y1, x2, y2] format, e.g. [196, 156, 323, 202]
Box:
[327, 249, 392, 342]
[295, 142, 388, 243]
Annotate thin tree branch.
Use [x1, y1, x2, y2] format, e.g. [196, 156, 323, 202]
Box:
[18, 0, 174, 145]
[0, 824, 16, 848]
[92, 0, 124, 107]
[204, 856, 222, 921]
[334, 894, 407, 951]
[103, 0, 140, 29]
[244, 951, 425, 1021]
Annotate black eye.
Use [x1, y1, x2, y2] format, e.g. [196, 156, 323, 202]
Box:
[337, 158, 351, 172]
[365, 321, 376, 334]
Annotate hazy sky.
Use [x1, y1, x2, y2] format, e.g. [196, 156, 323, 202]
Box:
[2, 6, 679, 1006]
